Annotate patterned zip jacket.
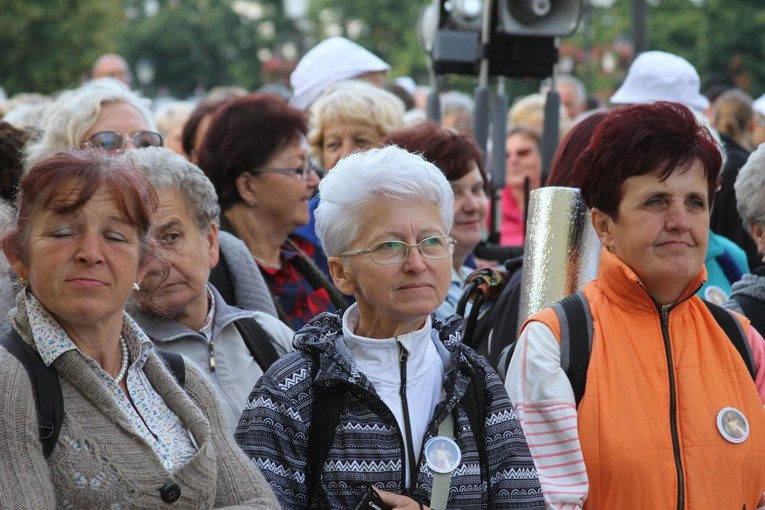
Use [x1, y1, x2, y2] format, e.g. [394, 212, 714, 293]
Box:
[235, 311, 544, 509]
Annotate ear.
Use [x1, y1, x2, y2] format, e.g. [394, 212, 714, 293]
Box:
[328, 257, 357, 297]
[4, 245, 27, 282]
[750, 222, 765, 256]
[235, 172, 258, 205]
[590, 207, 616, 251]
[206, 222, 220, 269]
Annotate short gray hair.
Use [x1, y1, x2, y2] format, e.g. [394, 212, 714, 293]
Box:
[124, 147, 220, 231]
[735, 143, 765, 231]
[24, 78, 155, 168]
[315, 145, 454, 256]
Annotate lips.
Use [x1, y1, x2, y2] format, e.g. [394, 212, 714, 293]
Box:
[66, 277, 107, 288]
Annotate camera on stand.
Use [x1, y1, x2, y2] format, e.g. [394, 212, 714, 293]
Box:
[418, 0, 582, 262]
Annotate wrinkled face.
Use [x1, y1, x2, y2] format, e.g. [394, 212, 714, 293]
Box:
[249, 137, 319, 230]
[140, 188, 218, 326]
[9, 184, 143, 335]
[321, 121, 384, 171]
[93, 56, 132, 87]
[82, 102, 152, 151]
[505, 132, 542, 191]
[329, 197, 452, 338]
[450, 164, 487, 260]
[593, 160, 710, 304]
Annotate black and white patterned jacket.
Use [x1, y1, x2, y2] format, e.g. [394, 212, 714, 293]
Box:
[235, 311, 544, 509]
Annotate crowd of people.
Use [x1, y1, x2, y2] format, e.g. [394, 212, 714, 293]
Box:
[0, 35, 764, 510]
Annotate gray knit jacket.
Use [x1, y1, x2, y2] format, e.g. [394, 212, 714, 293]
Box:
[0, 295, 280, 509]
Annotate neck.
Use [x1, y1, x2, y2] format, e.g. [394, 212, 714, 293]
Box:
[174, 289, 211, 332]
[452, 249, 470, 273]
[224, 205, 286, 265]
[355, 313, 427, 339]
[57, 315, 124, 377]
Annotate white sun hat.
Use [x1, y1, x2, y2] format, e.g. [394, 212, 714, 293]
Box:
[610, 50, 709, 111]
[289, 36, 390, 111]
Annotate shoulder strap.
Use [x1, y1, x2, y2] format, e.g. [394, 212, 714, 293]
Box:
[730, 293, 765, 349]
[702, 299, 755, 380]
[306, 353, 342, 507]
[209, 249, 236, 306]
[233, 317, 280, 372]
[459, 363, 489, 505]
[553, 291, 592, 407]
[1, 330, 63, 459]
[715, 249, 744, 285]
[156, 349, 186, 388]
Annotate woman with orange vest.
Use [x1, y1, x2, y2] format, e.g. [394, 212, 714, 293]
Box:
[506, 101, 765, 509]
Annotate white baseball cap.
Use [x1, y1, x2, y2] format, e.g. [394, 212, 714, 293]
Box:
[289, 36, 390, 111]
[610, 50, 709, 111]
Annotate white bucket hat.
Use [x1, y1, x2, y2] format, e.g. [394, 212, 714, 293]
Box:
[610, 50, 709, 111]
[289, 36, 390, 111]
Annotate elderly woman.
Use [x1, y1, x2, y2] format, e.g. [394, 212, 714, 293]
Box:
[16, 77, 276, 319]
[125, 147, 294, 435]
[197, 93, 347, 330]
[725, 143, 765, 338]
[506, 102, 765, 509]
[384, 121, 488, 318]
[293, 79, 405, 274]
[24, 78, 162, 168]
[235, 145, 544, 509]
[0, 149, 279, 508]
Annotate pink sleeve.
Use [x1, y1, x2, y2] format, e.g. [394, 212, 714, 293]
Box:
[746, 325, 765, 403]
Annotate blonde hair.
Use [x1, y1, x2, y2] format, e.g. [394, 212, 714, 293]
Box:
[714, 88, 753, 144]
[307, 80, 404, 163]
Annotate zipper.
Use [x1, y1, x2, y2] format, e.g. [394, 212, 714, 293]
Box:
[207, 340, 216, 372]
[398, 342, 418, 492]
[659, 304, 684, 510]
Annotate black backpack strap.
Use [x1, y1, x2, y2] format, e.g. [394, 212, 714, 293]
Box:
[715, 249, 744, 285]
[730, 293, 765, 349]
[233, 317, 281, 372]
[209, 249, 236, 306]
[306, 353, 343, 507]
[553, 291, 592, 407]
[459, 362, 489, 505]
[702, 299, 755, 380]
[1, 330, 63, 458]
[156, 349, 186, 388]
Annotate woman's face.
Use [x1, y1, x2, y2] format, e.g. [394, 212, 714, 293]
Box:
[505, 132, 542, 191]
[321, 121, 384, 171]
[82, 102, 152, 149]
[9, 183, 143, 335]
[450, 164, 487, 262]
[592, 160, 710, 304]
[250, 137, 319, 231]
[139, 188, 219, 328]
[329, 197, 452, 338]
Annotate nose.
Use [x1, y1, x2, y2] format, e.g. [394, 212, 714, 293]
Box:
[306, 167, 320, 187]
[401, 244, 427, 273]
[76, 230, 105, 265]
[665, 201, 691, 231]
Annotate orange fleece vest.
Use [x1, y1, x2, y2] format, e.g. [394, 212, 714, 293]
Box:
[530, 250, 765, 510]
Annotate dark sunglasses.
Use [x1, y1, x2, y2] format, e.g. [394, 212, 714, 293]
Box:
[83, 130, 164, 151]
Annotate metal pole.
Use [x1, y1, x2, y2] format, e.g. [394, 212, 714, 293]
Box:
[632, 0, 648, 55]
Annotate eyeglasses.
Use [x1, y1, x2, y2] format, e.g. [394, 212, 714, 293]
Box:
[338, 235, 456, 265]
[83, 130, 164, 151]
[248, 161, 318, 181]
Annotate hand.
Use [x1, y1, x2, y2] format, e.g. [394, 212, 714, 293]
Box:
[371, 486, 429, 510]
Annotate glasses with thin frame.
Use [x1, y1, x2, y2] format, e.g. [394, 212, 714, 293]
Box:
[338, 235, 456, 265]
[83, 130, 164, 151]
[248, 161, 318, 181]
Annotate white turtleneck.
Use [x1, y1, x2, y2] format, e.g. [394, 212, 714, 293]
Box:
[342, 304, 445, 485]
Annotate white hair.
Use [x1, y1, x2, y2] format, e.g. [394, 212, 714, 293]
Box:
[315, 145, 454, 256]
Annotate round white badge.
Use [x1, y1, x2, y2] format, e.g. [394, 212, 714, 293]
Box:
[424, 436, 461, 474]
[717, 407, 749, 444]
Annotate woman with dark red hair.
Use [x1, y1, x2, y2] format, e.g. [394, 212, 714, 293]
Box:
[196, 93, 347, 330]
[506, 102, 765, 509]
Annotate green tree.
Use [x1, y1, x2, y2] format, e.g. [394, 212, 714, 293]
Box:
[0, 0, 124, 95]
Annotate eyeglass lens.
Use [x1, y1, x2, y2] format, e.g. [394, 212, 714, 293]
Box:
[370, 236, 453, 264]
[88, 131, 163, 151]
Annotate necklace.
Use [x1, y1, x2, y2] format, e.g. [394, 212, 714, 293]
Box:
[113, 336, 129, 384]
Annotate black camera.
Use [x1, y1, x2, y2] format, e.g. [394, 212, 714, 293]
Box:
[353, 485, 393, 510]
